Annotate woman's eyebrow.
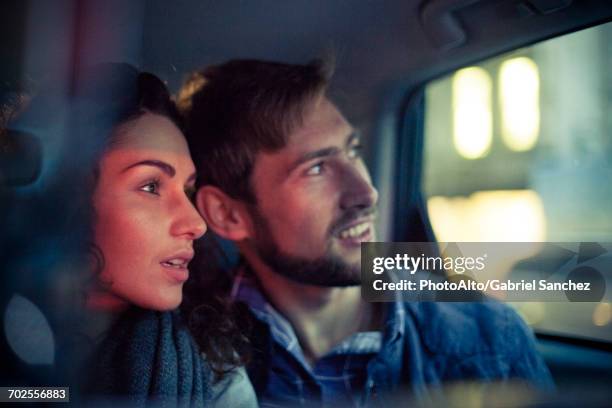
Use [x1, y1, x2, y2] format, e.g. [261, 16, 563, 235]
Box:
[121, 160, 176, 177]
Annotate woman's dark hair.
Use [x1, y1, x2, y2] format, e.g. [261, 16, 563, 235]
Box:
[181, 235, 252, 380]
[71, 63, 181, 150]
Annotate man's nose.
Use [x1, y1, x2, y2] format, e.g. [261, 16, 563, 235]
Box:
[171, 198, 207, 240]
[339, 164, 379, 211]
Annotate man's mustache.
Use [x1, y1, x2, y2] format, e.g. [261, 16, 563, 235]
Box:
[329, 206, 378, 236]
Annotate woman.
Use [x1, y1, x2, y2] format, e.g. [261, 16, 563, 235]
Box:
[57, 63, 256, 407]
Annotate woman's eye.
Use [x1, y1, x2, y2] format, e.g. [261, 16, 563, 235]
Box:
[305, 162, 325, 176]
[139, 180, 160, 195]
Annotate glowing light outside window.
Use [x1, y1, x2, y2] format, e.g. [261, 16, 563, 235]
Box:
[452, 67, 493, 159]
[593, 303, 611, 327]
[499, 57, 540, 151]
[513, 302, 546, 326]
[427, 190, 546, 243]
[427, 190, 546, 280]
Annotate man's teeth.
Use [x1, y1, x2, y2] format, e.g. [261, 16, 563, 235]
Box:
[339, 222, 369, 239]
[162, 259, 187, 268]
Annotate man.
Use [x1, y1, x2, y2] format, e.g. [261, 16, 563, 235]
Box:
[179, 59, 553, 406]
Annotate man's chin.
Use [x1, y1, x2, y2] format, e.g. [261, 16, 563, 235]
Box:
[330, 244, 363, 269]
[259, 249, 362, 287]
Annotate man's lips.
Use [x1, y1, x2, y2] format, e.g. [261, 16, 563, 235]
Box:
[333, 217, 374, 242]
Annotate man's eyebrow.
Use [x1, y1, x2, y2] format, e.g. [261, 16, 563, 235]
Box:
[121, 160, 176, 177]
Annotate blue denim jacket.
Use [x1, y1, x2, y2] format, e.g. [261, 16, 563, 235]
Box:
[368, 301, 554, 402]
[236, 273, 554, 407]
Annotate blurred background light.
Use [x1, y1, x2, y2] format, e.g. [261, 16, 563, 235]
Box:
[513, 302, 546, 326]
[452, 67, 493, 159]
[593, 302, 611, 327]
[427, 189, 546, 242]
[499, 57, 540, 151]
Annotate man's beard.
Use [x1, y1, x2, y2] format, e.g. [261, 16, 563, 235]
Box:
[247, 206, 375, 287]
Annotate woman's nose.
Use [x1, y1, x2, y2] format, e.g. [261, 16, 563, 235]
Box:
[171, 198, 207, 240]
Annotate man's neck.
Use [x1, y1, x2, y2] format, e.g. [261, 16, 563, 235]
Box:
[242, 251, 382, 365]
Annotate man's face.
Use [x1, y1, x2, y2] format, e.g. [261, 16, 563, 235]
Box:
[248, 97, 378, 286]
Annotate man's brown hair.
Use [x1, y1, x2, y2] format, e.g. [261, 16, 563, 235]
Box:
[177, 59, 333, 203]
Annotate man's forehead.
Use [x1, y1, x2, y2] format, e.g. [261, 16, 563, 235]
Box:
[285, 98, 354, 151]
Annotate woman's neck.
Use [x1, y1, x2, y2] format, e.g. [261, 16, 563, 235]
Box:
[86, 288, 129, 312]
[83, 289, 129, 344]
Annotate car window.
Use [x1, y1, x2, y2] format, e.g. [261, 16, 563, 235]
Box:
[423, 21, 612, 342]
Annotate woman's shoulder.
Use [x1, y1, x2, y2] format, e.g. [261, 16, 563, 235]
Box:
[207, 364, 258, 408]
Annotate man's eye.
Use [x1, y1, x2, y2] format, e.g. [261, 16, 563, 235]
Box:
[140, 180, 160, 195]
[305, 162, 325, 176]
[348, 144, 363, 159]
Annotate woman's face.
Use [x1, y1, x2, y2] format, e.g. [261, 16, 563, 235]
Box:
[92, 112, 206, 311]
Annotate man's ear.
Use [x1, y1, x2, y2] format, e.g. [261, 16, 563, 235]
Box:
[195, 185, 253, 241]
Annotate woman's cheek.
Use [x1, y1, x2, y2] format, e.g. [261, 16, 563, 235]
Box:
[125, 207, 161, 240]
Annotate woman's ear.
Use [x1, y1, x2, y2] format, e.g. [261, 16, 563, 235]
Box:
[195, 186, 252, 241]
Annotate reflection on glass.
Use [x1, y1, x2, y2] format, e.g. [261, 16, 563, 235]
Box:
[593, 302, 611, 327]
[513, 302, 546, 326]
[452, 67, 492, 159]
[499, 57, 540, 151]
[427, 190, 546, 242]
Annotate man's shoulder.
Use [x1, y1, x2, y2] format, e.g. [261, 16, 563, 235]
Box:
[402, 301, 534, 358]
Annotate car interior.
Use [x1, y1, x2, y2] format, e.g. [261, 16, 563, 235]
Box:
[1, 0, 611, 406]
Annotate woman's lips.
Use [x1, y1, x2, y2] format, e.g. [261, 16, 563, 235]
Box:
[160, 250, 194, 282]
[161, 263, 189, 282]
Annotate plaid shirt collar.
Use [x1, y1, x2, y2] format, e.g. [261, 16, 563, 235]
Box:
[230, 265, 406, 367]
